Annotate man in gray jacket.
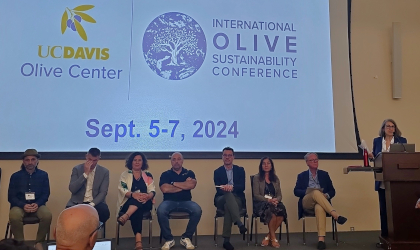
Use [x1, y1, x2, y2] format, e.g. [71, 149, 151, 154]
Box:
[66, 148, 110, 224]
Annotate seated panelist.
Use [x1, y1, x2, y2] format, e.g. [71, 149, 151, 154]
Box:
[66, 148, 110, 225]
[294, 152, 347, 250]
[116, 152, 155, 250]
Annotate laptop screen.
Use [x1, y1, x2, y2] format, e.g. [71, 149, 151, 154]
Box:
[48, 240, 111, 250]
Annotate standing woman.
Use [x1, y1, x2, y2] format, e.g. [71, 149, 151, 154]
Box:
[116, 152, 155, 250]
[252, 157, 287, 248]
[370, 119, 406, 238]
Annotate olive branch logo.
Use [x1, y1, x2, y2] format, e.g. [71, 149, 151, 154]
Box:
[61, 5, 96, 41]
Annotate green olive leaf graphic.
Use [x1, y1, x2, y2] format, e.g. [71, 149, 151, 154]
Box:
[73, 5, 94, 11]
[74, 11, 96, 23]
[61, 10, 68, 34]
[74, 19, 87, 41]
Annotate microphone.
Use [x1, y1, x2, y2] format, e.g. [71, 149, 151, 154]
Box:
[394, 133, 407, 152]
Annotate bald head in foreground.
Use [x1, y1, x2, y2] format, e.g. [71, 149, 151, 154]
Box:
[54, 204, 100, 250]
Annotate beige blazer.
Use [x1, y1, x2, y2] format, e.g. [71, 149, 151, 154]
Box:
[116, 170, 155, 217]
[252, 174, 282, 202]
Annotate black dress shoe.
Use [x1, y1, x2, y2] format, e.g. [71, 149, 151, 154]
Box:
[239, 225, 247, 234]
[337, 216, 347, 225]
[223, 242, 234, 250]
[317, 241, 326, 250]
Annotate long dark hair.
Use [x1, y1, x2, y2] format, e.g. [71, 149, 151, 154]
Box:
[258, 157, 278, 182]
[125, 152, 149, 170]
[378, 118, 402, 138]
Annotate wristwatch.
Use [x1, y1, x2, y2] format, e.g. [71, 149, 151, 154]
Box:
[170, 181, 174, 185]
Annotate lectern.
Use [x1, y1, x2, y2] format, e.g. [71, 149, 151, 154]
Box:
[344, 152, 420, 249]
[374, 152, 420, 249]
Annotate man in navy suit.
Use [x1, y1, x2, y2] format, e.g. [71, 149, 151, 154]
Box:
[213, 147, 247, 250]
[294, 152, 347, 250]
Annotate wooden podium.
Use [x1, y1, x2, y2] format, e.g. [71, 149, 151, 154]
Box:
[374, 152, 420, 249]
[344, 152, 420, 249]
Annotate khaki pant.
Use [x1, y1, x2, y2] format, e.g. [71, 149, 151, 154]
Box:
[9, 205, 52, 243]
[302, 190, 334, 236]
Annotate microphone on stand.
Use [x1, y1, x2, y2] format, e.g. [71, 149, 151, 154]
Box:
[394, 132, 407, 152]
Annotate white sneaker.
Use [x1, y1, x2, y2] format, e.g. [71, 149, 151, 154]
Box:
[161, 239, 175, 250]
[180, 237, 195, 250]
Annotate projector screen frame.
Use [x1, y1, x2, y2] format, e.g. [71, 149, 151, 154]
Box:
[0, 0, 362, 160]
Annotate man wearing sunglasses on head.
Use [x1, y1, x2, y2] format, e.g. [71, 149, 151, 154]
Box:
[54, 204, 101, 250]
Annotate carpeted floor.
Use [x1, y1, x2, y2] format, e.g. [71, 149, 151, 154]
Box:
[110, 231, 381, 250]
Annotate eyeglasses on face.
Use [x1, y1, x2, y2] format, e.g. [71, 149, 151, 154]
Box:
[89, 221, 103, 237]
[222, 154, 233, 157]
[307, 159, 319, 162]
[385, 125, 395, 129]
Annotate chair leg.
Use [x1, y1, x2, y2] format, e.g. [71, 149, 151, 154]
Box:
[5, 222, 10, 239]
[279, 220, 282, 241]
[115, 222, 120, 246]
[285, 218, 290, 246]
[332, 217, 335, 240]
[246, 216, 250, 246]
[334, 220, 338, 246]
[250, 215, 254, 242]
[194, 226, 198, 247]
[254, 217, 258, 246]
[149, 218, 153, 249]
[103, 222, 106, 239]
[214, 217, 218, 247]
[303, 217, 306, 245]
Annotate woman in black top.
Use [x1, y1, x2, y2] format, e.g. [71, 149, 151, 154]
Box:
[116, 152, 155, 250]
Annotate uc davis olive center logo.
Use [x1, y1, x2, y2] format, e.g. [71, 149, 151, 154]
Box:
[61, 5, 96, 41]
[143, 12, 207, 80]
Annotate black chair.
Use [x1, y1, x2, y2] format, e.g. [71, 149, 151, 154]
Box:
[249, 175, 290, 246]
[300, 204, 338, 246]
[115, 210, 153, 249]
[213, 203, 250, 246]
[5, 216, 50, 242]
[159, 211, 198, 247]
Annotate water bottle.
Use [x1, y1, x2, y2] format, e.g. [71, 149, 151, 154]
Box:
[363, 148, 369, 167]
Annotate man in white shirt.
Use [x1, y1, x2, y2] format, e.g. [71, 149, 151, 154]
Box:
[66, 148, 110, 225]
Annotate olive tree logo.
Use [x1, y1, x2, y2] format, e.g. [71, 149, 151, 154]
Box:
[143, 12, 206, 80]
[61, 5, 96, 41]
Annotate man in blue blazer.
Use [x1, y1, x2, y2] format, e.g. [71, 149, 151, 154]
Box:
[66, 148, 110, 224]
[213, 147, 247, 250]
[294, 152, 347, 250]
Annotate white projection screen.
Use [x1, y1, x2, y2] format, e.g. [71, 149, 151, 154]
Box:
[0, 0, 358, 157]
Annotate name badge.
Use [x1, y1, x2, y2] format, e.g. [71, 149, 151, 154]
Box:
[25, 192, 35, 201]
[264, 194, 272, 199]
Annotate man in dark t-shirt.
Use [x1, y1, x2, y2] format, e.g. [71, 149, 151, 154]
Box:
[157, 152, 202, 250]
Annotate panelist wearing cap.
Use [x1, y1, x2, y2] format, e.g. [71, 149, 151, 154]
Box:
[8, 149, 52, 250]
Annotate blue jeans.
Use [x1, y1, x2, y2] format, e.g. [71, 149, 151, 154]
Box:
[157, 200, 202, 241]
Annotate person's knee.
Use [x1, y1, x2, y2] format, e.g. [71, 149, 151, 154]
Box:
[224, 192, 234, 199]
[9, 207, 24, 222]
[157, 203, 169, 218]
[191, 203, 202, 216]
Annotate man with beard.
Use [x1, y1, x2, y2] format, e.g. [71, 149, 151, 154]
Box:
[8, 149, 52, 250]
[157, 152, 202, 250]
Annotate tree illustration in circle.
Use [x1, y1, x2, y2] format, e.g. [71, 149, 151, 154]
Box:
[143, 12, 206, 80]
